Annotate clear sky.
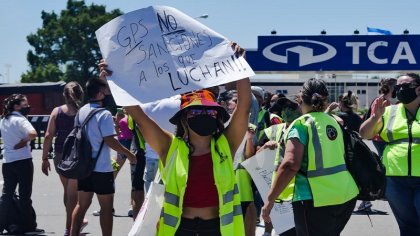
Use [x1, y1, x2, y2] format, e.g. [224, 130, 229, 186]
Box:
[0, 0, 418, 83]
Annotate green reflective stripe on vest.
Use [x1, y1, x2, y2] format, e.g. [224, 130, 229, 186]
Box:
[305, 117, 324, 171]
[164, 192, 180, 206]
[162, 212, 178, 227]
[388, 137, 420, 145]
[307, 164, 348, 177]
[386, 105, 398, 142]
[223, 184, 239, 204]
[221, 204, 242, 226]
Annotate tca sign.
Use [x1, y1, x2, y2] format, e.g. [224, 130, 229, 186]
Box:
[246, 35, 420, 72]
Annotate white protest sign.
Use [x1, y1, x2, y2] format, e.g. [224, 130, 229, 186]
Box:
[96, 5, 255, 105]
[241, 149, 295, 234]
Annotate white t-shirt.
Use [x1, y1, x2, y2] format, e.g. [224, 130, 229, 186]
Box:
[140, 95, 180, 160]
[78, 103, 116, 172]
[0, 111, 35, 163]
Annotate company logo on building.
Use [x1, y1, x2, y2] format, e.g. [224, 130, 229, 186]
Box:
[262, 40, 337, 67]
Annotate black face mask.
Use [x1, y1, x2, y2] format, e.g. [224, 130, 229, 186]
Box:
[102, 95, 114, 108]
[187, 115, 217, 136]
[19, 106, 31, 116]
[396, 86, 419, 104]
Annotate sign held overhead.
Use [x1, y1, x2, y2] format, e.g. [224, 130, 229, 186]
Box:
[96, 6, 254, 105]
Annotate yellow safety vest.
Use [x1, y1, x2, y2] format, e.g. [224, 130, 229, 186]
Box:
[158, 135, 245, 236]
[263, 123, 294, 201]
[380, 104, 420, 177]
[127, 115, 145, 151]
[235, 125, 254, 202]
[257, 109, 271, 140]
[289, 112, 358, 207]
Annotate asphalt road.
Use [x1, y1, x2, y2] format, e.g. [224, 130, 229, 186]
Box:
[0, 147, 400, 236]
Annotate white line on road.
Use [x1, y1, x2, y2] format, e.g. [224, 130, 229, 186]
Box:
[0, 180, 3, 185]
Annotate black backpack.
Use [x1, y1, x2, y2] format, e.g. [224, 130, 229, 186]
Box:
[340, 125, 386, 201]
[0, 195, 37, 234]
[57, 108, 105, 179]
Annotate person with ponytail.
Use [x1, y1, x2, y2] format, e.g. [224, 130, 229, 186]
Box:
[0, 94, 44, 234]
[337, 91, 363, 133]
[41, 81, 87, 235]
[262, 78, 358, 236]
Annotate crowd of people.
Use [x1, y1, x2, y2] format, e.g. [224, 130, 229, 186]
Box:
[1, 48, 420, 235]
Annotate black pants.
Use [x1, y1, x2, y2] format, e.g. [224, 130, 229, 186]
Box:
[292, 198, 356, 236]
[175, 217, 221, 236]
[1, 158, 36, 231]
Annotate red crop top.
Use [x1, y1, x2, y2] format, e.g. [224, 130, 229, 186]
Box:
[183, 152, 219, 208]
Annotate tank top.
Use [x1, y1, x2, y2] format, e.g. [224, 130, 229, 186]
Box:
[183, 152, 219, 208]
[54, 106, 75, 153]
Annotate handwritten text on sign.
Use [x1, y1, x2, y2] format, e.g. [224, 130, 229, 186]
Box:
[96, 6, 254, 105]
[242, 149, 295, 234]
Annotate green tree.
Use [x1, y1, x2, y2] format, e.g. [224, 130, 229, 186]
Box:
[22, 0, 122, 85]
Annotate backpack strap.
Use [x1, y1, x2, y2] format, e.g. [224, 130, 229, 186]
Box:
[78, 108, 107, 160]
[78, 108, 106, 128]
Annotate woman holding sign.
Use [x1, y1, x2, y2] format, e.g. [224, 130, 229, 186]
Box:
[99, 44, 249, 236]
[262, 78, 358, 236]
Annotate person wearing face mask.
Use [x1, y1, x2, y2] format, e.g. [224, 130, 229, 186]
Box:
[0, 94, 45, 234]
[360, 73, 420, 236]
[262, 78, 359, 236]
[364, 78, 397, 157]
[118, 85, 249, 236]
[122, 83, 250, 235]
[258, 97, 301, 236]
[70, 78, 136, 236]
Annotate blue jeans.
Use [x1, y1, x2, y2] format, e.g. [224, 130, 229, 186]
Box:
[385, 176, 420, 236]
[143, 158, 159, 194]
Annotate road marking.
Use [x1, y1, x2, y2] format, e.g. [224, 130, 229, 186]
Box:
[0, 180, 3, 185]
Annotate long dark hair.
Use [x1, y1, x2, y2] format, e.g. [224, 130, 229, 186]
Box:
[64, 81, 84, 110]
[399, 73, 420, 85]
[2, 94, 27, 119]
[339, 90, 358, 112]
[379, 78, 397, 95]
[174, 108, 226, 158]
[301, 78, 329, 112]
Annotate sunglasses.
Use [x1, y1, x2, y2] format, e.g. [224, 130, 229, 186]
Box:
[186, 108, 218, 118]
[394, 83, 419, 91]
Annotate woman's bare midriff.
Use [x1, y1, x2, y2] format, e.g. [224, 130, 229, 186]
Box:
[182, 206, 219, 220]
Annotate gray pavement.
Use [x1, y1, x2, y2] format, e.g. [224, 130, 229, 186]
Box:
[1, 147, 400, 236]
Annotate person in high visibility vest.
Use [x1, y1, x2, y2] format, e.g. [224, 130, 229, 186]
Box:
[360, 73, 420, 235]
[258, 97, 301, 236]
[262, 78, 359, 236]
[222, 89, 257, 236]
[106, 45, 250, 236]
